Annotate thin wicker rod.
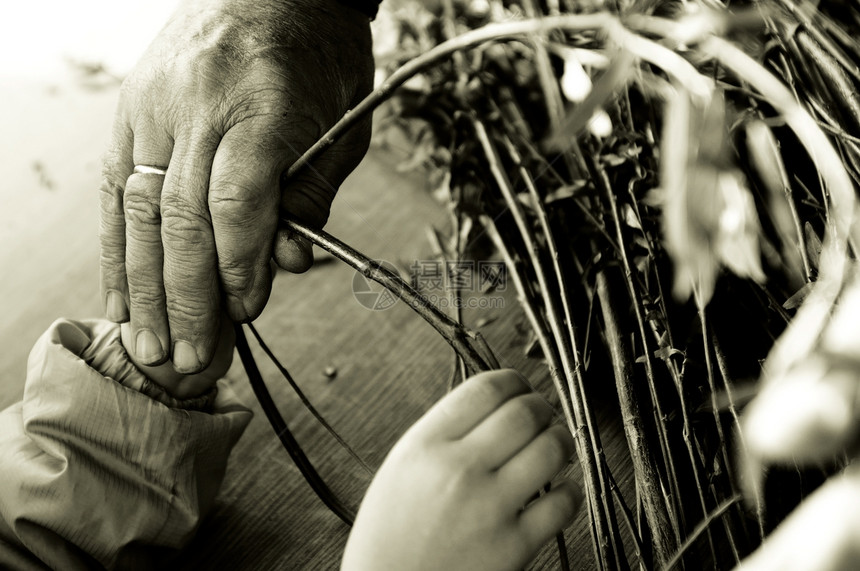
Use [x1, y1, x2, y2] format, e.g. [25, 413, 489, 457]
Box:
[661, 495, 743, 571]
[713, 336, 766, 542]
[475, 122, 620, 570]
[744, 116, 813, 283]
[771, 0, 860, 84]
[543, 483, 572, 571]
[235, 324, 356, 526]
[692, 297, 742, 565]
[521, 0, 565, 125]
[425, 225, 467, 391]
[596, 269, 677, 567]
[283, 220, 492, 375]
[247, 323, 373, 475]
[506, 133, 650, 566]
[286, 14, 613, 180]
[776, 48, 834, 229]
[480, 215, 607, 571]
[591, 155, 694, 562]
[606, 464, 648, 570]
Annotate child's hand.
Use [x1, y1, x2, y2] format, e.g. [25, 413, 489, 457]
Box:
[342, 369, 582, 571]
[120, 316, 234, 399]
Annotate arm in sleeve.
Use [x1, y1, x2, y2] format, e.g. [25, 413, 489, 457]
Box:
[0, 319, 253, 570]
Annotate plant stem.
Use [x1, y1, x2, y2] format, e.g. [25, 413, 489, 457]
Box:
[661, 495, 743, 571]
[247, 323, 373, 475]
[283, 219, 493, 374]
[425, 225, 467, 390]
[287, 14, 613, 179]
[475, 120, 622, 569]
[591, 154, 687, 562]
[235, 324, 356, 526]
[692, 296, 742, 566]
[480, 215, 611, 570]
[713, 336, 766, 542]
[596, 269, 676, 568]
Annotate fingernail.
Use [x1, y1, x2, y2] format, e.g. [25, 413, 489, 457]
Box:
[135, 329, 164, 364]
[106, 290, 128, 322]
[173, 340, 201, 373]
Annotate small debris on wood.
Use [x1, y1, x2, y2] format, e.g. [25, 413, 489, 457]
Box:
[323, 365, 338, 380]
[32, 161, 54, 190]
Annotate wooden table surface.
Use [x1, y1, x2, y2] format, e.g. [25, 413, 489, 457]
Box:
[0, 78, 633, 570]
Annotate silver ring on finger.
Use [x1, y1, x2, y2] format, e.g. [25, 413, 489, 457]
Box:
[133, 164, 168, 176]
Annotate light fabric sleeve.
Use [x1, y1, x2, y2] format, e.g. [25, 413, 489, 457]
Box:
[0, 319, 253, 570]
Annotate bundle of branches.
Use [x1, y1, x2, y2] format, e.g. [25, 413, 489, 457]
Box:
[256, 0, 860, 568]
[288, 0, 860, 568]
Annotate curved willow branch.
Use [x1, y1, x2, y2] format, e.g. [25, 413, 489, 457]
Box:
[284, 219, 495, 374]
[285, 14, 613, 178]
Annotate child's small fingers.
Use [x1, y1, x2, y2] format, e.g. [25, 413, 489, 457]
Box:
[517, 479, 583, 553]
[462, 393, 554, 469]
[498, 424, 576, 505]
[413, 369, 531, 441]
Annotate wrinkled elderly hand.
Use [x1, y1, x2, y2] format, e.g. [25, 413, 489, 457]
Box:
[100, 0, 374, 373]
[342, 370, 582, 571]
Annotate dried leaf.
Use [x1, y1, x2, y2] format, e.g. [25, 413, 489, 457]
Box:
[545, 181, 588, 203]
[783, 282, 815, 310]
[805, 222, 823, 271]
[623, 203, 642, 230]
[746, 119, 805, 282]
[655, 346, 684, 361]
[713, 171, 766, 285]
[663, 88, 764, 303]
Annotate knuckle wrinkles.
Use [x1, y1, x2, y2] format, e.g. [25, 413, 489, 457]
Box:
[219, 261, 255, 291]
[126, 286, 164, 307]
[100, 251, 126, 274]
[100, 180, 125, 212]
[160, 201, 211, 241]
[100, 245, 125, 261]
[228, 90, 290, 122]
[166, 298, 212, 326]
[125, 247, 162, 274]
[161, 190, 203, 216]
[101, 149, 128, 184]
[99, 224, 126, 248]
[161, 218, 210, 246]
[124, 195, 161, 227]
[209, 182, 270, 214]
